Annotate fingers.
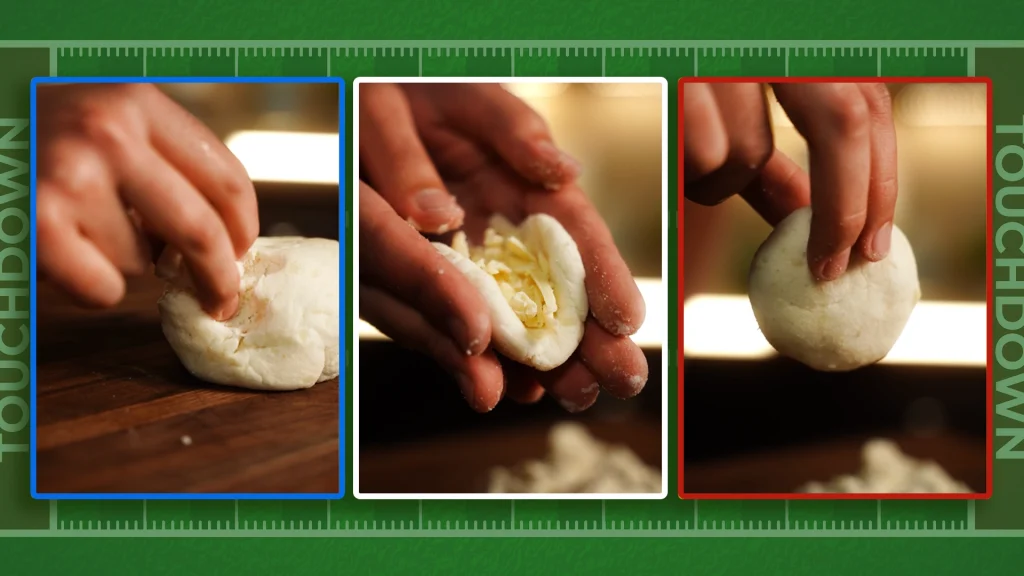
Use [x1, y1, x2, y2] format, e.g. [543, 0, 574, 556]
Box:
[38, 139, 152, 276]
[360, 284, 504, 413]
[359, 181, 491, 355]
[500, 356, 546, 404]
[143, 85, 259, 258]
[529, 317, 650, 412]
[359, 84, 464, 234]
[34, 83, 252, 319]
[855, 83, 898, 262]
[114, 145, 241, 320]
[36, 188, 126, 309]
[35, 136, 150, 308]
[773, 83, 873, 281]
[78, 196, 152, 277]
[682, 83, 728, 186]
[683, 83, 774, 206]
[738, 148, 812, 227]
[577, 317, 649, 399]
[407, 83, 581, 190]
[535, 358, 601, 414]
[505, 316, 651, 409]
[528, 185, 645, 336]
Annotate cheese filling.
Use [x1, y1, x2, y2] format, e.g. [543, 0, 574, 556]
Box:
[451, 227, 558, 329]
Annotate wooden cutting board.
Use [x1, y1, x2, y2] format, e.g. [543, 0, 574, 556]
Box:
[35, 274, 339, 495]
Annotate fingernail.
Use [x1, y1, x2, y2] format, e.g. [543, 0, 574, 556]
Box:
[625, 375, 647, 397]
[534, 140, 561, 164]
[448, 317, 486, 358]
[412, 189, 463, 224]
[534, 141, 581, 188]
[870, 222, 893, 261]
[816, 247, 852, 282]
[558, 151, 582, 180]
[205, 292, 238, 321]
[557, 397, 584, 413]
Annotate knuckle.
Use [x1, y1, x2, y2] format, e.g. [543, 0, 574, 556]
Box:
[42, 141, 110, 200]
[509, 111, 550, 141]
[834, 209, 869, 241]
[729, 133, 774, 172]
[78, 107, 138, 158]
[35, 192, 65, 240]
[812, 209, 867, 253]
[863, 83, 892, 111]
[820, 87, 871, 136]
[110, 83, 161, 110]
[873, 172, 899, 197]
[361, 85, 406, 124]
[685, 134, 729, 176]
[219, 167, 254, 198]
[177, 210, 222, 254]
[114, 82, 155, 98]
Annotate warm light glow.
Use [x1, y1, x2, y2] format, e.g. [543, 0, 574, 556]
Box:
[683, 294, 986, 367]
[501, 82, 570, 99]
[767, 89, 795, 128]
[884, 300, 987, 366]
[358, 277, 665, 349]
[895, 83, 987, 127]
[225, 130, 340, 185]
[682, 295, 776, 359]
[586, 83, 663, 98]
[768, 84, 988, 129]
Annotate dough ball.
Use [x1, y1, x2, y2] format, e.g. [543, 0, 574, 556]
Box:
[432, 214, 588, 371]
[747, 207, 920, 372]
[158, 236, 340, 391]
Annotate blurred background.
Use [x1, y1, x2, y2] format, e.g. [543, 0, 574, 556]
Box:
[356, 82, 666, 494]
[683, 82, 988, 494]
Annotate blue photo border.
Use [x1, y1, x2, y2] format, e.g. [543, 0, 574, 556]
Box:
[28, 76, 347, 500]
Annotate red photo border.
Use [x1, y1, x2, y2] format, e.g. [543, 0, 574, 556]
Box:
[676, 76, 994, 501]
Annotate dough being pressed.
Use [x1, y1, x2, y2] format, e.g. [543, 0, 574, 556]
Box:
[748, 207, 921, 372]
[157, 236, 340, 391]
[432, 214, 588, 371]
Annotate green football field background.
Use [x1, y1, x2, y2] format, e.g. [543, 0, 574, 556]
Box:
[1, 2, 1023, 572]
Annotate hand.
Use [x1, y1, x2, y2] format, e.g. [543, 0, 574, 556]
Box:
[359, 83, 648, 413]
[35, 83, 259, 319]
[683, 82, 897, 281]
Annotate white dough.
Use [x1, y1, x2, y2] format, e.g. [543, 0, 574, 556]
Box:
[488, 422, 662, 494]
[748, 207, 921, 372]
[797, 438, 972, 494]
[432, 214, 588, 371]
[157, 236, 340, 391]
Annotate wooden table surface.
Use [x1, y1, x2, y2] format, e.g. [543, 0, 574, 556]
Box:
[35, 274, 339, 495]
